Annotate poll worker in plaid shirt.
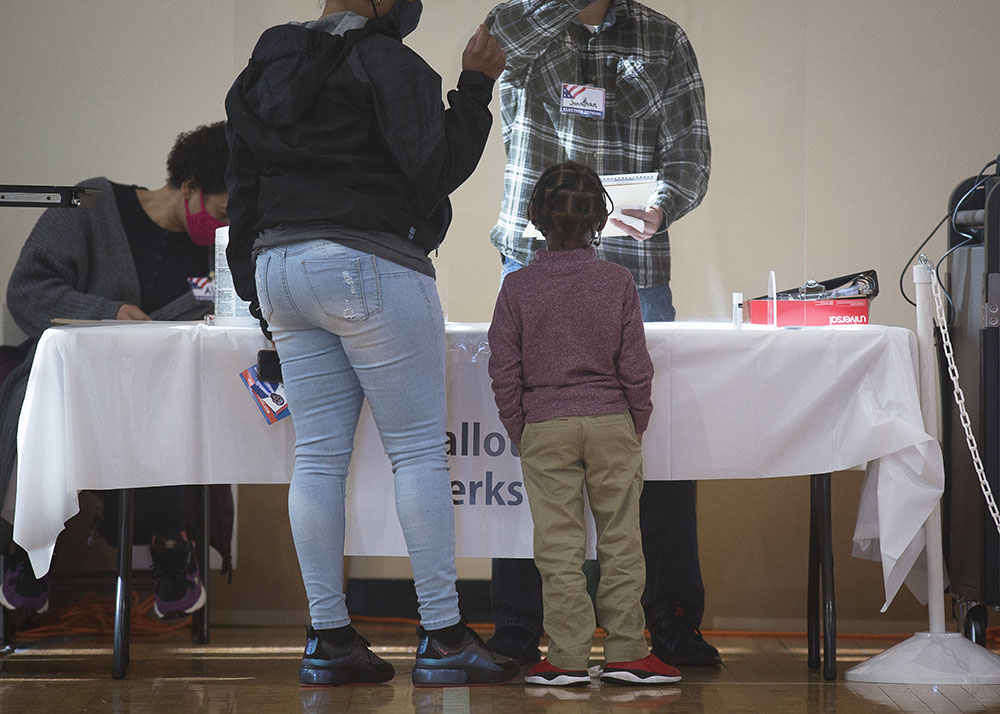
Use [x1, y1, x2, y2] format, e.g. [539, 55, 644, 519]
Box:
[484, 0, 718, 667]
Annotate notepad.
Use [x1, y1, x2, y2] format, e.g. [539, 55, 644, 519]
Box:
[523, 172, 658, 240]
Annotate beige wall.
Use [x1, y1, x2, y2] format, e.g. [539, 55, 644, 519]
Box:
[5, 1, 1000, 631]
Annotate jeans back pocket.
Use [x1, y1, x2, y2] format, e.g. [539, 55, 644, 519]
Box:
[301, 252, 382, 321]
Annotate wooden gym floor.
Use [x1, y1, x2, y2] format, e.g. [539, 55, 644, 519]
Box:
[2, 620, 1000, 713]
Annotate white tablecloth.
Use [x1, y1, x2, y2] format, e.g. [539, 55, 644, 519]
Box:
[13, 321, 943, 609]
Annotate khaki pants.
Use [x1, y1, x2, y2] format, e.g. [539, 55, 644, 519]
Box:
[520, 412, 649, 670]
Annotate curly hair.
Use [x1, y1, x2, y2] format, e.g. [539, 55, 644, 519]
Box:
[528, 161, 611, 247]
[165, 121, 228, 195]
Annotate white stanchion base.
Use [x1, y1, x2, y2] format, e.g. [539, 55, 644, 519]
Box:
[844, 632, 1000, 685]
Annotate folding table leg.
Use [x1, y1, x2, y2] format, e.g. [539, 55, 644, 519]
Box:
[810, 473, 837, 680]
[807, 480, 821, 669]
[192, 485, 210, 645]
[819, 474, 837, 681]
[112, 488, 135, 680]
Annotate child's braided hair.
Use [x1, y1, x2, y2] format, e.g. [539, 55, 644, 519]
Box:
[527, 161, 612, 247]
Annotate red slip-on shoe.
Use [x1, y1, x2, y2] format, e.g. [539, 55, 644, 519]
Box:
[600, 653, 682, 685]
[524, 659, 591, 687]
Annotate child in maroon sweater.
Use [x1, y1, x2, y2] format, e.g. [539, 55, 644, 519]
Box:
[488, 161, 679, 686]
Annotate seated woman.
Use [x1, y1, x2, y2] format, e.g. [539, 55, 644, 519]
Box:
[0, 121, 230, 619]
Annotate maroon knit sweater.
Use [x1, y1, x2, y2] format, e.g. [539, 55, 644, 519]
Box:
[487, 246, 654, 443]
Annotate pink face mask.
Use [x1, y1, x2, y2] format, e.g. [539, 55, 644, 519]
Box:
[184, 189, 226, 246]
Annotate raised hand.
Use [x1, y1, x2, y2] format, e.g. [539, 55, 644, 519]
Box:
[463, 24, 506, 80]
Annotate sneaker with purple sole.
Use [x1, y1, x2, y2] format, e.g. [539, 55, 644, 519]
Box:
[0, 548, 49, 614]
[150, 533, 206, 619]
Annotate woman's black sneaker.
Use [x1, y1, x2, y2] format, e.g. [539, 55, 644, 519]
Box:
[411, 625, 519, 686]
[300, 626, 395, 686]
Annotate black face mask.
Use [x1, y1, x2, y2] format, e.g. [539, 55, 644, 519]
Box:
[370, 0, 422, 38]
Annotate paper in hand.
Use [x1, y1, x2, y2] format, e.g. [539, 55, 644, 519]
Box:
[523, 172, 658, 240]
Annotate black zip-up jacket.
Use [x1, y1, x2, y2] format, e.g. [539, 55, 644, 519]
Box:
[224, 15, 495, 308]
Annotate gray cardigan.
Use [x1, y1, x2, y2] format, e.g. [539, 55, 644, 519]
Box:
[0, 178, 211, 517]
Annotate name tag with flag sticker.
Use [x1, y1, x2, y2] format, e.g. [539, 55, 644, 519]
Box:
[561, 83, 605, 118]
[188, 277, 214, 301]
[239, 364, 291, 425]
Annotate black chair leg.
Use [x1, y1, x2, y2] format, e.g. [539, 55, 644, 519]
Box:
[112, 488, 135, 680]
[809, 473, 837, 680]
[0, 552, 8, 651]
[192, 485, 210, 645]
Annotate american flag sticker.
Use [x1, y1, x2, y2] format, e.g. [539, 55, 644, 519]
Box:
[560, 83, 605, 118]
[239, 364, 291, 425]
[188, 276, 214, 301]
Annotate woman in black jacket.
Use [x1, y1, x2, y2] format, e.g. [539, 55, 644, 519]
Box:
[225, 0, 514, 688]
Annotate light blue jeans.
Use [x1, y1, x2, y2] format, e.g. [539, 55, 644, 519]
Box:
[256, 240, 460, 631]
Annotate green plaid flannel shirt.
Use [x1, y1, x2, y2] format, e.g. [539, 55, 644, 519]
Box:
[486, 0, 710, 286]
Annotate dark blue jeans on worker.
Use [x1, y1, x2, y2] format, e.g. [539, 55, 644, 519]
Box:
[491, 256, 713, 665]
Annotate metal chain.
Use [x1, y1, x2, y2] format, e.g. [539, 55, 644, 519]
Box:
[919, 254, 1000, 534]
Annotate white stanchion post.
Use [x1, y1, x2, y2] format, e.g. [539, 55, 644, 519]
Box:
[914, 265, 947, 636]
[844, 263, 1000, 685]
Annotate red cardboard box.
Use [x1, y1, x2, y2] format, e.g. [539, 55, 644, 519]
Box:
[745, 298, 870, 327]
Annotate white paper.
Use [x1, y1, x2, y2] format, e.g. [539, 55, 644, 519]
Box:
[523, 172, 658, 240]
